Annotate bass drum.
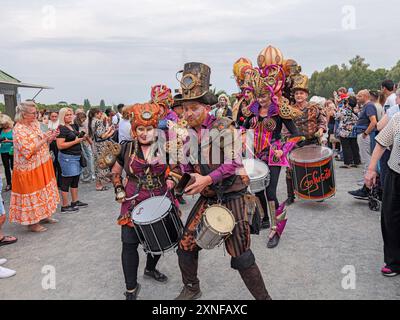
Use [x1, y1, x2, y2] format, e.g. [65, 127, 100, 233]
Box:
[289, 145, 336, 201]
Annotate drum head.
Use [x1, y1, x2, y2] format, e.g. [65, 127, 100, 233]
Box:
[132, 196, 172, 224]
[242, 159, 270, 179]
[205, 206, 235, 233]
[289, 145, 333, 163]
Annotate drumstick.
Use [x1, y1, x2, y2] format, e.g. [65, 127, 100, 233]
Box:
[154, 190, 169, 212]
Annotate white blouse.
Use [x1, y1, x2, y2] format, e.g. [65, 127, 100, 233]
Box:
[375, 113, 400, 174]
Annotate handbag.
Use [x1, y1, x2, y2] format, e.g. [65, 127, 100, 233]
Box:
[80, 154, 88, 168]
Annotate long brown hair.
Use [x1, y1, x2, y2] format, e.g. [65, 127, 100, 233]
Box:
[88, 108, 101, 137]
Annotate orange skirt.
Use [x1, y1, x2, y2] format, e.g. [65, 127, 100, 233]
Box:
[9, 159, 60, 225]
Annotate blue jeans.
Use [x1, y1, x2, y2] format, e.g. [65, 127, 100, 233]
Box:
[81, 143, 95, 181]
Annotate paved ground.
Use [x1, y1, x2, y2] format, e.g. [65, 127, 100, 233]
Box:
[1, 162, 399, 300]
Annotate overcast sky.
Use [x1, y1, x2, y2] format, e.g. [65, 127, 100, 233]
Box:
[0, 0, 398, 105]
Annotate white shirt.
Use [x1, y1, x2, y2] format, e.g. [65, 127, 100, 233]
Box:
[376, 113, 400, 174]
[118, 118, 132, 142]
[384, 93, 397, 113]
[112, 113, 122, 126]
[374, 103, 384, 121]
[387, 105, 400, 119]
[47, 120, 59, 130]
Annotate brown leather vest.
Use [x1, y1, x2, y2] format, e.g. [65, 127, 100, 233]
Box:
[190, 118, 249, 198]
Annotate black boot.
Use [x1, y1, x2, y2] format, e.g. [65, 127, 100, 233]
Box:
[267, 233, 280, 249]
[261, 217, 270, 229]
[286, 175, 295, 206]
[175, 249, 201, 300]
[238, 263, 272, 300]
[124, 283, 141, 300]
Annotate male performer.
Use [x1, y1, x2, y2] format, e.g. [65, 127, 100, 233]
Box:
[285, 74, 327, 205]
[175, 62, 271, 300]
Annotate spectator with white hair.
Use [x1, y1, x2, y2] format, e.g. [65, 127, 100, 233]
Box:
[210, 94, 232, 119]
[9, 101, 60, 232]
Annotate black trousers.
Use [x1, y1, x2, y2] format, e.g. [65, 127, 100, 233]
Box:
[256, 165, 281, 219]
[340, 137, 361, 166]
[50, 141, 62, 188]
[379, 149, 391, 188]
[60, 175, 80, 193]
[121, 225, 161, 291]
[381, 169, 400, 272]
[1, 153, 13, 186]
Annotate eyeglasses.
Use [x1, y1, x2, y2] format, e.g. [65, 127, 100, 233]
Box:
[24, 111, 39, 115]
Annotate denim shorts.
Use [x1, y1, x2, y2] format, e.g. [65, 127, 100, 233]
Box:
[58, 152, 82, 177]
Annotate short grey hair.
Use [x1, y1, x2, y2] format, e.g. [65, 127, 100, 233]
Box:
[15, 101, 37, 122]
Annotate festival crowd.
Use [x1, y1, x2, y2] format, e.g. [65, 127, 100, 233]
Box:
[0, 47, 399, 302]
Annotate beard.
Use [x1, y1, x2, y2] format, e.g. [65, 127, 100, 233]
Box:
[187, 111, 206, 128]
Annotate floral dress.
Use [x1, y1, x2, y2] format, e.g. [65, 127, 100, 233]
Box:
[335, 107, 359, 138]
[9, 122, 60, 225]
[91, 119, 111, 182]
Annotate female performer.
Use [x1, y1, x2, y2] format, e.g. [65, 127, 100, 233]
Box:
[111, 102, 181, 300]
[243, 68, 299, 249]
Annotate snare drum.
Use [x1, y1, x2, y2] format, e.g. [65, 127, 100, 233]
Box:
[242, 158, 270, 194]
[289, 145, 336, 201]
[131, 196, 184, 255]
[195, 205, 235, 250]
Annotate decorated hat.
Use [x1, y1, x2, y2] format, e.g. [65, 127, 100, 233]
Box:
[233, 57, 253, 81]
[282, 59, 301, 77]
[176, 62, 218, 105]
[291, 74, 309, 93]
[257, 45, 284, 69]
[130, 103, 162, 134]
[151, 85, 174, 107]
[172, 93, 183, 108]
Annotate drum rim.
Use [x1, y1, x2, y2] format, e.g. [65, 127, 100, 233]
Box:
[203, 204, 235, 234]
[289, 145, 333, 163]
[242, 158, 270, 179]
[141, 242, 178, 255]
[131, 196, 174, 225]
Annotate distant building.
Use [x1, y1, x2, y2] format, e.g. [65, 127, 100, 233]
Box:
[0, 69, 52, 118]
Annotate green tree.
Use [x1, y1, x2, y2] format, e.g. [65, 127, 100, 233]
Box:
[99, 99, 106, 111]
[387, 60, 400, 84]
[83, 99, 91, 111]
[309, 56, 390, 98]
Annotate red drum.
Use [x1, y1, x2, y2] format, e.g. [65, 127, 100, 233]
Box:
[289, 145, 336, 201]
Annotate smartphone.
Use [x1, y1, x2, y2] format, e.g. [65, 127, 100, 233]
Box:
[175, 173, 195, 196]
[78, 131, 86, 138]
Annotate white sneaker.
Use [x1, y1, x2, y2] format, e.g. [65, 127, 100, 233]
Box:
[0, 266, 16, 278]
[0, 258, 7, 265]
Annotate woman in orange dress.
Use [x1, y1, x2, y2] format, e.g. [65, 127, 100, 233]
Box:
[9, 101, 60, 232]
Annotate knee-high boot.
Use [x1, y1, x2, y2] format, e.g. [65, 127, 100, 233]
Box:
[175, 249, 201, 300]
[238, 263, 272, 300]
[286, 169, 295, 204]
